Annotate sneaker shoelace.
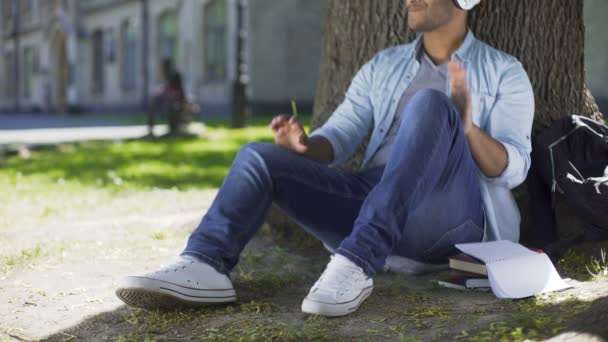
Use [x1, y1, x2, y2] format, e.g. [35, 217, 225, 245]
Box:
[157, 257, 195, 274]
[314, 257, 366, 297]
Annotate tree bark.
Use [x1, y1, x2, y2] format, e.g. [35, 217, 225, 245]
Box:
[267, 0, 605, 245]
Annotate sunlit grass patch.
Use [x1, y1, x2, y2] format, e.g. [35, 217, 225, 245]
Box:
[585, 249, 608, 280]
[0, 116, 303, 192]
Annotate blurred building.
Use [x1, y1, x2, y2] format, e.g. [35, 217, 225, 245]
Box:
[0, 0, 325, 116]
[585, 0, 608, 115]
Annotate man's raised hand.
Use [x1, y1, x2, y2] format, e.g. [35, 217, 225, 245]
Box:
[448, 61, 474, 135]
[270, 115, 309, 154]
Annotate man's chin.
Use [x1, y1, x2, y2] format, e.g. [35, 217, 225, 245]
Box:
[407, 21, 429, 33]
[408, 25, 428, 33]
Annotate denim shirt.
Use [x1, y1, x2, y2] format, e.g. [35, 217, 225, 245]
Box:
[309, 31, 535, 242]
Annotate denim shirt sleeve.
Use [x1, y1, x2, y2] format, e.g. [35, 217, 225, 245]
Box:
[482, 60, 535, 189]
[308, 56, 376, 167]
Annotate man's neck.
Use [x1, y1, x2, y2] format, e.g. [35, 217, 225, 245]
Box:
[422, 22, 468, 65]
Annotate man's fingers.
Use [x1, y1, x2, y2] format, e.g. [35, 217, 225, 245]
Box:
[448, 61, 464, 75]
[277, 125, 289, 137]
[289, 116, 302, 127]
[449, 61, 469, 95]
[289, 120, 304, 135]
[448, 61, 463, 71]
[270, 115, 289, 131]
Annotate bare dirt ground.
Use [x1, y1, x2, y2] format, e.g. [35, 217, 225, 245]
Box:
[1, 187, 607, 341]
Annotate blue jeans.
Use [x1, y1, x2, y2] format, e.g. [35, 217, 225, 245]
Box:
[183, 89, 484, 277]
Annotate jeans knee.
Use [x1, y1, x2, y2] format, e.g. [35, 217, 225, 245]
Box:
[237, 142, 285, 172]
[240, 141, 266, 154]
[240, 142, 281, 159]
[411, 88, 449, 105]
[236, 142, 266, 165]
[399, 89, 457, 131]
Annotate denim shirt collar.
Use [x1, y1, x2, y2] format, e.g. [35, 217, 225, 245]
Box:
[411, 29, 477, 62]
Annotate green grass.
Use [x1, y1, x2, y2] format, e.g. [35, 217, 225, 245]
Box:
[558, 246, 608, 281]
[0, 245, 45, 274]
[455, 296, 591, 342]
[0, 115, 311, 192]
[150, 231, 167, 240]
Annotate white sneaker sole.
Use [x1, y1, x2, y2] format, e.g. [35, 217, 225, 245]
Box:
[116, 276, 237, 310]
[301, 286, 373, 317]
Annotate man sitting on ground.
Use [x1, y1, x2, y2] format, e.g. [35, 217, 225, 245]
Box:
[116, 0, 534, 317]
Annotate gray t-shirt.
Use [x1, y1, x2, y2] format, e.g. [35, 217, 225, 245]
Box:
[367, 52, 449, 169]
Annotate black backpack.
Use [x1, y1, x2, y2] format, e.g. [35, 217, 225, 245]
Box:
[526, 115, 608, 259]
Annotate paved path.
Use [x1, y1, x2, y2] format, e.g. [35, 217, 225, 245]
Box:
[0, 114, 167, 147]
[0, 113, 144, 130]
[0, 125, 169, 146]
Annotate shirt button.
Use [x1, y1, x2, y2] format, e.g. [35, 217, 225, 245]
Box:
[380, 128, 385, 133]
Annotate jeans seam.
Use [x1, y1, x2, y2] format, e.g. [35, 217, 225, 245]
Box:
[181, 250, 228, 276]
[246, 144, 275, 194]
[421, 219, 484, 260]
[249, 144, 371, 201]
[272, 168, 371, 201]
[422, 219, 471, 257]
[394, 120, 450, 214]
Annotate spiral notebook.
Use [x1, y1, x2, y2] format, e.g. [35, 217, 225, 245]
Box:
[455, 241, 571, 299]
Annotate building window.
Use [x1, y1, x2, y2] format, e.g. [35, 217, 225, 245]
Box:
[21, 0, 33, 23]
[158, 11, 178, 64]
[39, 0, 54, 16]
[204, 0, 227, 81]
[32, 47, 39, 74]
[104, 28, 116, 63]
[92, 29, 105, 94]
[22, 47, 35, 99]
[4, 51, 15, 99]
[121, 19, 137, 90]
[2, 1, 13, 33]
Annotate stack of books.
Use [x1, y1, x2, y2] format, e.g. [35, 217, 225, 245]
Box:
[437, 253, 490, 290]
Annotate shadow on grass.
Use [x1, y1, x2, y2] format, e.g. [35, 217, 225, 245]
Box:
[39, 282, 608, 341]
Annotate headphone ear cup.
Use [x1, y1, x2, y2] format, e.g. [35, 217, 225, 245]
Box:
[454, 0, 480, 10]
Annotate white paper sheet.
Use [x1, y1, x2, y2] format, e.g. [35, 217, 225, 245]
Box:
[456, 240, 538, 263]
[455, 241, 571, 299]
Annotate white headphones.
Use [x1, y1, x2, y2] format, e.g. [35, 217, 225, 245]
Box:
[453, 0, 480, 10]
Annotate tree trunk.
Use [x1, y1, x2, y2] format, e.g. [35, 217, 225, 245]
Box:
[267, 0, 604, 245]
[314, 0, 603, 136]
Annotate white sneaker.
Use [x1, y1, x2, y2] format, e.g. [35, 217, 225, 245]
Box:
[116, 255, 237, 309]
[302, 254, 373, 317]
